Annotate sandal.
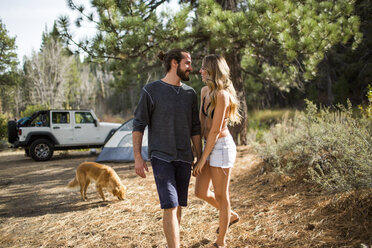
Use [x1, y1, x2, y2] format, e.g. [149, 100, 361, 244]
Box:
[212, 243, 226, 248]
[216, 217, 240, 234]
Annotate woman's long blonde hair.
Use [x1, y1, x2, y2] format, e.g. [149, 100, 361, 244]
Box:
[203, 54, 241, 125]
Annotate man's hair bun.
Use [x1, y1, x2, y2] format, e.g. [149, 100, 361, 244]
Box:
[158, 51, 166, 61]
[158, 48, 188, 72]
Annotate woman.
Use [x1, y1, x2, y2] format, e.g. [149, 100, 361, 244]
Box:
[193, 54, 241, 248]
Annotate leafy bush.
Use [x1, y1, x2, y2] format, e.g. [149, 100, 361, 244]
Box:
[256, 100, 372, 192]
[0, 106, 47, 142]
[0, 113, 10, 141]
[20, 105, 48, 118]
[358, 84, 372, 118]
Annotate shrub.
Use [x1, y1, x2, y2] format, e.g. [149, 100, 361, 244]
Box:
[255, 100, 372, 192]
[20, 105, 48, 118]
[0, 105, 47, 142]
[0, 113, 10, 141]
[358, 84, 372, 118]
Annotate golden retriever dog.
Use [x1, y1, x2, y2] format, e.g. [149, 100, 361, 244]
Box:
[68, 162, 126, 201]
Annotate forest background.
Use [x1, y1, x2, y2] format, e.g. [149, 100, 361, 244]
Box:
[0, 0, 371, 142]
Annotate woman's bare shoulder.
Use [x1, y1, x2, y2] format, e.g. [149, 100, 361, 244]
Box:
[216, 90, 230, 101]
[201, 86, 208, 96]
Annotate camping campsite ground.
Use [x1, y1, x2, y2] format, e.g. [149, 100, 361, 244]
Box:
[0, 147, 370, 247]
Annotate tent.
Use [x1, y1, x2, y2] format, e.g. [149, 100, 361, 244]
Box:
[95, 118, 149, 162]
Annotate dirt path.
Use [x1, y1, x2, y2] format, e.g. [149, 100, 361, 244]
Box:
[0, 151, 100, 218]
[0, 148, 370, 248]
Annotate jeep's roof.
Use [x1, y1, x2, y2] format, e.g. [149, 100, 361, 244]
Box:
[30, 109, 93, 114]
[44, 109, 93, 111]
[26, 109, 94, 119]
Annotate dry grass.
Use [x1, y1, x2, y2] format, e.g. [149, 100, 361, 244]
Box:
[99, 114, 127, 124]
[0, 147, 370, 248]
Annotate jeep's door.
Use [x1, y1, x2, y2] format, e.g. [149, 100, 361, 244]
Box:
[72, 111, 100, 144]
[51, 111, 75, 145]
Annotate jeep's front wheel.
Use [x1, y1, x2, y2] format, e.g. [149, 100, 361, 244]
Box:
[30, 139, 54, 161]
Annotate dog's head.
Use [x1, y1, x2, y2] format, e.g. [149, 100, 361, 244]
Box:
[112, 185, 126, 200]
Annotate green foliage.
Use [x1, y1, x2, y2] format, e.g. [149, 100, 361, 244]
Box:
[57, 1, 198, 115]
[256, 100, 372, 192]
[22, 34, 101, 110]
[305, 0, 372, 108]
[192, 0, 362, 91]
[58, 0, 171, 61]
[56, 0, 364, 125]
[23, 38, 73, 108]
[248, 0, 360, 90]
[0, 112, 10, 141]
[20, 105, 48, 118]
[0, 19, 18, 73]
[367, 85, 372, 117]
[0, 68, 24, 116]
[358, 84, 372, 118]
[60, 0, 362, 91]
[0, 19, 18, 86]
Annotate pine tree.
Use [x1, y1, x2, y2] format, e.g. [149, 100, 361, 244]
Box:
[58, 0, 362, 144]
[0, 19, 19, 114]
[0, 19, 18, 86]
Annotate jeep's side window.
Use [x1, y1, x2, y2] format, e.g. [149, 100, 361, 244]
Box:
[75, 112, 95, 124]
[52, 112, 70, 124]
[30, 113, 50, 127]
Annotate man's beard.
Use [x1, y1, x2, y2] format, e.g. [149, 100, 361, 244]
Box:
[177, 65, 190, 81]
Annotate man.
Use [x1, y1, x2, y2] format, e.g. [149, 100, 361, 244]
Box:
[132, 48, 202, 248]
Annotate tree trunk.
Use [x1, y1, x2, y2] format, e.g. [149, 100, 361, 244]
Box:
[225, 49, 248, 145]
[215, 0, 247, 145]
[217, 0, 237, 10]
[325, 58, 334, 106]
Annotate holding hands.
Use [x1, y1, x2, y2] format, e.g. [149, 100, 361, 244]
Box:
[192, 158, 207, 177]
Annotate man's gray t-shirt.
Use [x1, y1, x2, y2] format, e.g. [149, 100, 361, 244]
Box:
[133, 80, 201, 163]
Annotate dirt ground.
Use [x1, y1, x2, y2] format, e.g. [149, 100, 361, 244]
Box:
[0, 147, 370, 248]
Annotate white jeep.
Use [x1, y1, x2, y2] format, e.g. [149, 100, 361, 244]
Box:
[7, 109, 121, 161]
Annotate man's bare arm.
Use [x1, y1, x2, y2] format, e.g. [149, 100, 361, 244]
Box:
[191, 134, 202, 161]
[132, 131, 149, 178]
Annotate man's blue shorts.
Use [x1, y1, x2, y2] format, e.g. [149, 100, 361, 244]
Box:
[151, 157, 192, 209]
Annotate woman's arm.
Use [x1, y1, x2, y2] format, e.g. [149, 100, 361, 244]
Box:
[193, 90, 229, 176]
[199, 86, 208, 139]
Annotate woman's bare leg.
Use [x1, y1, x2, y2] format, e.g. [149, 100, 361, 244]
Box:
[195, 163, 239, 221]
[210, 167, 231, 246]
[195, 162, 219, 208]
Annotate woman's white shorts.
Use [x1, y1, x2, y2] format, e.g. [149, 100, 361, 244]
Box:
[207, 135, 237, 168]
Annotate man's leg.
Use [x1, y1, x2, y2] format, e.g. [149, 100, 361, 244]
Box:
[177, 206, 182, 225]
[163, 207, 180, 248]
[151, 158, 181, 247]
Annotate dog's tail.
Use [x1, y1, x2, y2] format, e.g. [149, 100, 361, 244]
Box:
[67, 177, 79, 188]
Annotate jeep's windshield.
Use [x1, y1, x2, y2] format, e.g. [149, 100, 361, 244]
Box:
[30, 113, 50, 127]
